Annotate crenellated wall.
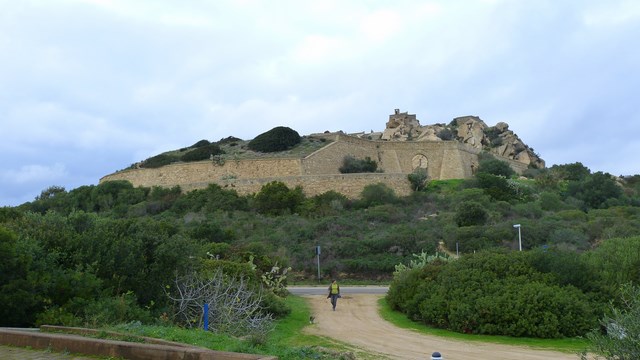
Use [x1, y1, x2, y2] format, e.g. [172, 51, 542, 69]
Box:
[100, 134, 527, 198]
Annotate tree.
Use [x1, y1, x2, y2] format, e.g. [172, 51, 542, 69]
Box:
[477, 157, 515, 178]
[550, 162, 591, 181]
[247, 126, 301, 153]
[455, 201, 488, 226]
[408, 168, 429, 191]
[476, 173, 514, 201]
[253, 181, 305, 215]
[568, 172, 623, 209]
[166, 269, 274, 341]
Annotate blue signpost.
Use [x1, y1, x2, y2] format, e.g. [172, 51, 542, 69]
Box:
[204, 303, 209, 331]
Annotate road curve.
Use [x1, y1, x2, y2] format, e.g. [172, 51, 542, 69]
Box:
[296, 290, 579, 360]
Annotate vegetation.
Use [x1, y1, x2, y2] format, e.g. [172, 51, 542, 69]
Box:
[2, 156, 640, 357]
[581, 284, 640, 359]
[180, 143, 225, 162]
[338, 155, 379, 173]
[388, 249, 600, 338]
[407, 168, 429, 191]
[132, 127, 324, 171]
[247, 126, 301, 153]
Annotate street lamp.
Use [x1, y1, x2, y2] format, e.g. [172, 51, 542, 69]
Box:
[513, 224, 522, 251]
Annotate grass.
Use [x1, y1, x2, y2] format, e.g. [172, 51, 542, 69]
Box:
[377, 297, 589, 354]
[108, 295, 358, 359]
[106, 293, 589, 358]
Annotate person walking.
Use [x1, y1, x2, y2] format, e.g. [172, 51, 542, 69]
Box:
[327, 279, 340, 311]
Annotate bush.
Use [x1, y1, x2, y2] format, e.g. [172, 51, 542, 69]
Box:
[437, 128, 454, 140]
[567, 172, 624, 210]
[191, 139, 211, 148]
[141, 154, 176, 168]
[476, 173, 514, 201]
[388, 250, 599, 338]
[360, 183, 397, 207]
[253, 181, 305, 215]
[180, 144, 224, 162]
[477, 157, 516, 178]
[339, 156, 378, 173]
[455, 201, 488, 226]
[247, 126, 301, 153]
[408, 168, 429, 191]
[582, 284, 640, 360]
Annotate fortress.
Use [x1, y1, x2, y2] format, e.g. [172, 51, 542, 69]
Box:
[100, 110, 541, 198]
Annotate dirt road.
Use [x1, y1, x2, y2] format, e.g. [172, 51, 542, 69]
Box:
[303, 294, 580, 360]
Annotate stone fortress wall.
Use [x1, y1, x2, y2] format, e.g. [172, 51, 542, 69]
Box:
[100, 132, 529, 198]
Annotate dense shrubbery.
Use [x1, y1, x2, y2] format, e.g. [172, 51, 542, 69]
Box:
[477, 156, 516, 178]
[141, 154, 176, 168]
[4, 159, 640, 345]
[339, 155, 379, 173]
[247, 126, 301, 153]
[387, 250, 600, 338]
[180, 143, 225, 162]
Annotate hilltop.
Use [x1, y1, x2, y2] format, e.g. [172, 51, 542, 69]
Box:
[127, 110, 544, 171]
[102, 110, 545, 199]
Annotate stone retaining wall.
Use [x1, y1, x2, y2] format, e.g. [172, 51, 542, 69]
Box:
[0, 326, 276, 360]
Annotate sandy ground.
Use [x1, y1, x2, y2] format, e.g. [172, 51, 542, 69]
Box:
[303, 294, 580, 360]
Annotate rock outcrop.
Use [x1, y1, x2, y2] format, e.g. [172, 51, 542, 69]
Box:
[367, 109, 544, 169]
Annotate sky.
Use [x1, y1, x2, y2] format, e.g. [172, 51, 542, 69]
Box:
[1, 0, 639, 206]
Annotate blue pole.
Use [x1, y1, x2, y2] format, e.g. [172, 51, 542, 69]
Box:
[203, 303, 209, 331]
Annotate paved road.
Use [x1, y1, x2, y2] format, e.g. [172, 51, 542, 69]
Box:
[288, 285, 389, 296]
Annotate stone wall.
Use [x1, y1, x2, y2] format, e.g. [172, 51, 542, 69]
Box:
[181, 173, 413, 198]
[100, 134, 524, 198]
[300, 134, 481, 180]
[102, 158, 302, 189]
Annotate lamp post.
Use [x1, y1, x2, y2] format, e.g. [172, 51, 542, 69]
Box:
[513, 224, 522, 251]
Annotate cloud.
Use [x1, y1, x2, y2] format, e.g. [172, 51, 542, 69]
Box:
[1, 163, 68, 184]
[582, 0, 640, 27]
[1, 0, 639, 206]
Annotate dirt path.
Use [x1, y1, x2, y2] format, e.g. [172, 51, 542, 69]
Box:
[303, 294, 580, 360]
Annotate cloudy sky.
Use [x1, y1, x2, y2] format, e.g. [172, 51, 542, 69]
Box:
[1, 0, 639, 206]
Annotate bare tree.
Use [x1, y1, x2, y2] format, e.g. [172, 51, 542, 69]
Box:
[166, 268, 274, 340]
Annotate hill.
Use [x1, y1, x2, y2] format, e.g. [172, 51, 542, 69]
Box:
[101, 110, 544, 198]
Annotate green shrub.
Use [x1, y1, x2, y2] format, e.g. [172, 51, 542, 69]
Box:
[339, 155, 378, 173]
[455, 201, 488, 226]
[476, 173, 514, 201]
[549, 162, 591, 181]
[567, 172, 624, 210]
[477, 157, 516, 178]
[191, 139, 211, 148]
[388, 250, 599, 338]
[408, 168, 429, 191]
[253, 181, 305, 215]
[437, 128, 454, 140]
[180, 144, 224, 162]
[360, 183, 397, 207]
[141, 154, 176, 168]
[260, 291, 291, 318]
[247, 126, 301, 153]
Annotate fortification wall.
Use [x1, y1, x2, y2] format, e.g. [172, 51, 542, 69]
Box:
[301, 134, 481, 180]
[100, 134, 523, 198]
[182, 173, 412, 199]
[101, 158, 302, 189]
